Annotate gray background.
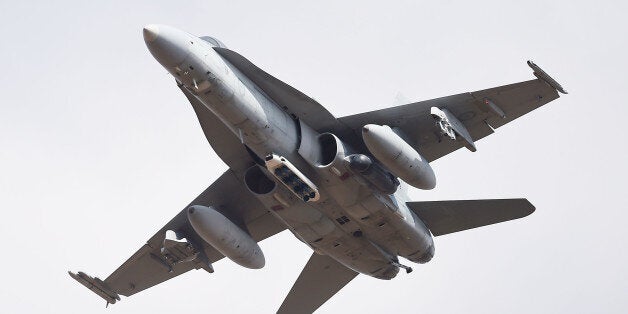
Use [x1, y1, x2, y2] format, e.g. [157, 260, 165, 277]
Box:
[1, 1, 626, 313]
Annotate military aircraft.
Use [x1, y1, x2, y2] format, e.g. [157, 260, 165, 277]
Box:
[69, 25, 567, 313]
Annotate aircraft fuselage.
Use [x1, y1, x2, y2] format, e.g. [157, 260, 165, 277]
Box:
[144, 25, 434, 279]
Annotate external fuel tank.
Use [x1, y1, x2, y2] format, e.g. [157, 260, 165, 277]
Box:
[187, 205, 265, 269]
[362, 124, 436, 190]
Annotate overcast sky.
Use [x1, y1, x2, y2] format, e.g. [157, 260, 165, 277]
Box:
[1, 1, 626, 313]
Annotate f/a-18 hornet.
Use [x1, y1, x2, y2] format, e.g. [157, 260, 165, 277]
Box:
[70, 25, 567, 313]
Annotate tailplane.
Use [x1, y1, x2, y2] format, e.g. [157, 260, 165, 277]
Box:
[407, 198, 535, 236]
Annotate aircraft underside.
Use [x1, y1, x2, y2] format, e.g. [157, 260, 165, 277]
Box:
[69, 24, 565, 313]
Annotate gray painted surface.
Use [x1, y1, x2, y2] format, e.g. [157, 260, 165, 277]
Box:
[69, 23, 559, 312]
[278, 253, 358, 314]
[1, 1, 626, 313]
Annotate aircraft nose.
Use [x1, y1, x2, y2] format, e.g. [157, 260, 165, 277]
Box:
[143, 24, 190, 67]
[143, 24, 159, 43]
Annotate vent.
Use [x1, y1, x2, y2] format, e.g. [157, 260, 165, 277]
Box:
[336, 216, 350, 225]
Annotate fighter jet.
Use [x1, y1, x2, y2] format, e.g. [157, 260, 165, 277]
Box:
[69, 25, 567, 313]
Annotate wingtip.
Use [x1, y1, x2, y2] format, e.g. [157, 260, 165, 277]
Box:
[519, 198, 536, 216]
[67, 270, 81, 280]
[69, 270, 121, 305]
[527, 60, 568, 94]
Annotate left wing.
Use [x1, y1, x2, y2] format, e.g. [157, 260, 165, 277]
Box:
[69, 170, 286, 304]
[278, 252, 358, 314]
[338, 61, 566, 162]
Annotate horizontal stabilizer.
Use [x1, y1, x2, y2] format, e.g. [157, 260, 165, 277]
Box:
[68, 271, 120, 305]
[407, 198, 535, 236]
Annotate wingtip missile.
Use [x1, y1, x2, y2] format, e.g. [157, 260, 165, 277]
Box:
[527, 60, 568, 94]
[68, 271, 121, 305]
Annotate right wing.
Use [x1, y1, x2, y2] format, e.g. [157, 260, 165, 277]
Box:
[70, 170, 286, 304]
[407, 198, 535, 236]
[278, 252, 358, 314]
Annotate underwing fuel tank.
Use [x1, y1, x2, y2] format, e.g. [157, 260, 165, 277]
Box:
[187, 205, 265, 269]
[362, 124, 436, 190]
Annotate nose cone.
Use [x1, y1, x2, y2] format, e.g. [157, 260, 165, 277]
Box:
[143, 24, 159, 42]
[143, 24, 190, 68]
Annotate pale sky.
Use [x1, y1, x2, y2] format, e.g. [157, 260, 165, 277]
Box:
[1, 1, 626, 313]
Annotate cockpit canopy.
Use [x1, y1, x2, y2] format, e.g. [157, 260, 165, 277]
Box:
[200, 36, 227, 48]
